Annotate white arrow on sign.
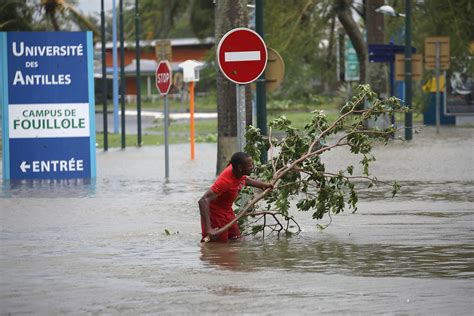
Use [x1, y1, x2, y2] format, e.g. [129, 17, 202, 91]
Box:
[20, 161, 31, 173]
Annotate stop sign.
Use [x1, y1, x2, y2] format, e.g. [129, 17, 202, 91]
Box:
[156, 60, 172, 95]
[217, 28, 267, 84]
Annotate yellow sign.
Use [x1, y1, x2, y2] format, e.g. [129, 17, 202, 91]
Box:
[422, 75, 445, 93]
[395, 53, 422, 81]
[265, 48, 285, 92]
[424, 36, 450, 70]
[155, 39, 172, 61]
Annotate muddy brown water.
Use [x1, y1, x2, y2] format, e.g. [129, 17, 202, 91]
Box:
[1, 127, 473, 314]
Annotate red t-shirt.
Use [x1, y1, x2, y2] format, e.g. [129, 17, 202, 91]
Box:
[210, 164, 247, 216]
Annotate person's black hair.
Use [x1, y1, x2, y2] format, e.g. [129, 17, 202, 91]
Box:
[230, 152, 250, 169]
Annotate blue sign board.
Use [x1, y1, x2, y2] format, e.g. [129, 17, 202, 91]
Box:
[1, 32, 96, 180]
[368, 43, 416, 63]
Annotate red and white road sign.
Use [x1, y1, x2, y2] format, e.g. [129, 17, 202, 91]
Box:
[156, 60, 172, 95]
[217, 28, 267, 84]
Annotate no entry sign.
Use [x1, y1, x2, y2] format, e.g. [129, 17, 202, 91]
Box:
[156, 60, 172, 95]
[217, 28, 267, 84]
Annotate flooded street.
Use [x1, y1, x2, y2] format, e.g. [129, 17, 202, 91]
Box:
[1, 127, 473, 314]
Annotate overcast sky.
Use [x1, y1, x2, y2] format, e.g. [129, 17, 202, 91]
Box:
[75, 0, 114, 17]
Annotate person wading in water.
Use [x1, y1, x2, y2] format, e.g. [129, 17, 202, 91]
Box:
[199, 152, 272, 242]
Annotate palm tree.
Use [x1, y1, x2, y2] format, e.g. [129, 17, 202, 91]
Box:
[0, 0, 34, 31]
[40, 0, 100, 39]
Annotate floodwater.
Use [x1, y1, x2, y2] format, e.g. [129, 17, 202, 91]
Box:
[1, 127, 473, 314]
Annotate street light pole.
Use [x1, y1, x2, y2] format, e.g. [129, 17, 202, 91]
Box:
[404, 0, 412, 140]
[100, 0, 108, 151]
[135, 0, 142, 146]
[120, 0, 126, 149]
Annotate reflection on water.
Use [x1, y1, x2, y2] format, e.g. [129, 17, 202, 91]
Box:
[2, 178, 473, 201]
[200, 237, 474, 279]
[2, 178, 97, 198]
[200, 243, 244, 270]
[1, 173, 473, 314]
[0, 177, 211, 199]
[355, 181, 474, 202]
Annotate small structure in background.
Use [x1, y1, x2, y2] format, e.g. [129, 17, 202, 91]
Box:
[94, 37, 214, 102]
[179, 60, 203, 161]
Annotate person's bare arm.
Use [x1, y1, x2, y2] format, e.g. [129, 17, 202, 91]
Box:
[198, 189, 219, 239]
[245, 178, 273, 191]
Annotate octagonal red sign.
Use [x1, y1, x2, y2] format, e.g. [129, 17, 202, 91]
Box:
[156, 60, 172, 95]
[217, 28, 267, 84]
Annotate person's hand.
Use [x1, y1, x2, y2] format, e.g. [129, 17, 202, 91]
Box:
[205, 227, 219, 241]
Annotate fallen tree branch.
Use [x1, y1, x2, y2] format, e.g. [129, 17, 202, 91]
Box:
[205, 85, 407, 241]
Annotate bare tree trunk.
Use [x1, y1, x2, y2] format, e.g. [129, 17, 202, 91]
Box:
[324, 14, 336, 91]
[334, 0, 367, 83]
[366, 0, 387, 98]
[46, 9, 60, 31]
[215, 0, 248, 174]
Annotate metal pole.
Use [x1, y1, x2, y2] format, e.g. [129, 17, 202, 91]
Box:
[390, 54, 395, 126]
[404, 0, 413, 140]
[336, 34, 340, 82]
[159, 49, 171, 175]
[119, 0, 126, 149]
[190, 82, 195, 160]
[164, 95, 170, 178]
[100, 0, 108, 151]
[255, 0, 267, 162]
[135, 0, 142, 146]
[435, 41, 440, 134]
[236, 84, 246, 151]
[112, 0, 119, 134]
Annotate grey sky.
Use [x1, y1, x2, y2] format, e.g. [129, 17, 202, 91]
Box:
[75, 0, 114, 17]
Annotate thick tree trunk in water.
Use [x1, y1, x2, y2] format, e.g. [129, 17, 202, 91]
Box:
[334, 0, 367, 83]
[215, 0, 248, 174]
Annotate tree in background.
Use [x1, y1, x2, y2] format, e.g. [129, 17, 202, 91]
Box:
[333, 0, 367, 85]
[0, 0, 100, 40]
[264, 0, 334, 99]
[386, 0, 473, 73]
[0, 0, 34, 31]
[37, 0, 99, 38]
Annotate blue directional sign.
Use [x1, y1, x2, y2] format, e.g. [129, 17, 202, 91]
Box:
[1, 32, 96, 180]
[368, 43, 416, 63]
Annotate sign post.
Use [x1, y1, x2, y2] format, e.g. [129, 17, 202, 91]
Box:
[179, 60, 203, 160]
[265, 48, 285, 93]
[217, 28, 267, 151]
[156, 60, 172, 179]
[395, 53, 422, 81]
[1, 31, 96, 180]
[425, 37, 450, 134]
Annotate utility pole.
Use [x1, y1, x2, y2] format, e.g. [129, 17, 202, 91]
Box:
[255, 0, 267, 163]
[100, 0, 108, 150]
[135, 0, 142, 146]
[119, 0, 126, 148]
[404, 0, 412, 140]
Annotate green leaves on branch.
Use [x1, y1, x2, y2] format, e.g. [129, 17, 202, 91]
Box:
[240, 85, 408, 237]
